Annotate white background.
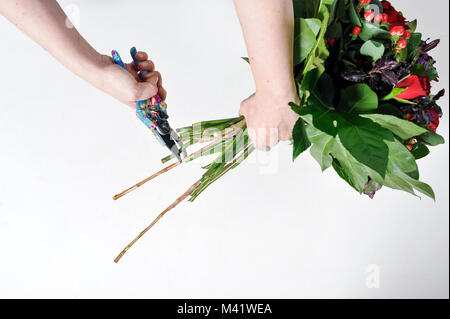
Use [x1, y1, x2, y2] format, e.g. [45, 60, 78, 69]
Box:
[0, 0, 448, 298]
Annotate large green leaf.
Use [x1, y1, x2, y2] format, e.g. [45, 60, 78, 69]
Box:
[360, 40, 385, 62]
[384, 138, 419, 179]
[378, 171, 435, 200]
[361, 114, 428, 140]
[294, 18, 321, 65]
[306, 125, 336, 171]
[292, 118, 312, 160]
[340, 84, 378, 113]
[295, 94, 338, 136]
[334, 135, 371, 192]
[400, 174, 435, 200]
[337, 114, 391, 178]
[332, 160, 359, 192]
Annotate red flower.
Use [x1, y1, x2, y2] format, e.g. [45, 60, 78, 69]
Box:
[360, 0, 371, 4]
[398, 39, 407, 48]
[364, 10, 375, 21]
[390, 26, 405, 36]
[375, 13, 388, 23]
[404, 30, 411, 39]
[352, 26, 361, 35]
[381, 0, 408, 29]
[395, 75, 431, 100]
[427, 109, 440, 131]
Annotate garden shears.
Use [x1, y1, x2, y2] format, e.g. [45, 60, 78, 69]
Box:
[111, 47, 187, 162]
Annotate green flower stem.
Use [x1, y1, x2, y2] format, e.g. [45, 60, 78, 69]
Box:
[189, 143, 254, 202]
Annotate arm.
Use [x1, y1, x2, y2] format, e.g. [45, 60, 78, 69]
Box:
[0, 0, 165, 108]
[234, 0, 299, 151]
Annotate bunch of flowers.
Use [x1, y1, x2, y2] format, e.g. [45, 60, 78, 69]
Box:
[290, 0, 444, 199]
[113, 0, 445, 262]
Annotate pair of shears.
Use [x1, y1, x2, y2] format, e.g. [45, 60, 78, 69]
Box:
[111, 47, 186, 162]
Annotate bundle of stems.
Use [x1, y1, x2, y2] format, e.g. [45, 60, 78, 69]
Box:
[113, 116, 254, 263]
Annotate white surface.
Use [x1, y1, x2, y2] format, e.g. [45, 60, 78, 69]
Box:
[0, 0, 448, 298]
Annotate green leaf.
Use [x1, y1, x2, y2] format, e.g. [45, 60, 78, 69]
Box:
[294, 18, 321, 65]
[400, 173, 435, 200]
[293, 0, 322, 18]
[334, 136, 371, 192]
[407, 19, 417, 33]
[412, 63, 439, 81]
[361, 114, 428, 140]
[360, 40, 385, 62]
[297, 93, 338, 136]
[292, 118, 312, 160]
[407, 32, 422, 60]
[304, 18, 322, 35]
[340, 84, 378, 113]
[332, 160, 359, 192]
[337, 115, 391, 178]
[380, 171, 435, 200]
[378, 103, 404, 117]
[306, 125, 336, 171]
[359, 21, 391, 42]
[418, 131, 446, 146]
[241, 57, 250, 64]
[302, 5, 330, 76]
[385, 138, 419, 179]
[411, 142, 430, 160]
[382, 173, 418, 197]
[348, 0, 362, 27]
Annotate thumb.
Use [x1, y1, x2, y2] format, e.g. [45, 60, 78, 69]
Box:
[134, 80, 158, 101]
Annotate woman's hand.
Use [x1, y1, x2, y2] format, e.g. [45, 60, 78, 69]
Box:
[239, 89, 299, 151]
[234, 0, 297, 151]
[0, 1, 166, 109]
[99, 51, 167, 108]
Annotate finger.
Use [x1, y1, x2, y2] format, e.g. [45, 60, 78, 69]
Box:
[138, 60, 155, 72]
[143, 70, 161, 83]
[142, 71, 168, 100]
[135, 51, 148, 61]
[124, 62, 140, 81]
[134, 82, 158, 101]
[158, 86, 167, 100]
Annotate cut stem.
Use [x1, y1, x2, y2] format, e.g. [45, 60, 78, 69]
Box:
[114, 179, 202, 263]
[113, 162, 180, 200]
[113, 127, 242, 200]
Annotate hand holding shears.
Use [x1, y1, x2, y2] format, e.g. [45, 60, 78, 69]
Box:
[111, 47, 186, 162]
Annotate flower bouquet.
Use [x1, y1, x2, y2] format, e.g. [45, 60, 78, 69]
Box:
[113, 0, 445, 262]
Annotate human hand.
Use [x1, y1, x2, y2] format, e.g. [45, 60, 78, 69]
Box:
[239, 90, 299, 151]
[99, 51, 166, 108]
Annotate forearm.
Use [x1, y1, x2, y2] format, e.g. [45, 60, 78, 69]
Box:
[234, 0, 296, 97]
[0, 0, 104, 89]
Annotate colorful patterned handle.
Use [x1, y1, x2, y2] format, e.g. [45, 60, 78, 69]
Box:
[111, 49, 164, 145]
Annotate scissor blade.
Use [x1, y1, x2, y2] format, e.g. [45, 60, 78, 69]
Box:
[160, 133, 183, 162]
